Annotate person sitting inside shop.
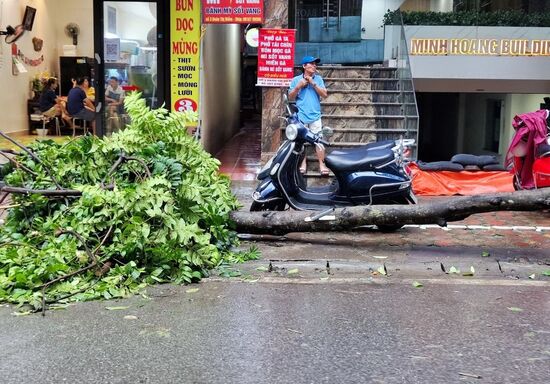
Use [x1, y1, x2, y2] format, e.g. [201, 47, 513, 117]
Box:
[66, 77, 96, 134]
[39, 77, 72, 128]
[105, 76, 125, 116]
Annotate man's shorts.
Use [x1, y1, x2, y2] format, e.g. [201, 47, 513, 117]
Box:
[304, 119, 322, 135]
[73, 108, 95, 121]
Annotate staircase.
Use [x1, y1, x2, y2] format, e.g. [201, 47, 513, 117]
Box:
[302, 65, 418, 182]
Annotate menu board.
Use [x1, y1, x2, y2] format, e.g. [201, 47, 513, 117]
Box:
[202, 0, 263, 24]
[257, 29, 296, 87]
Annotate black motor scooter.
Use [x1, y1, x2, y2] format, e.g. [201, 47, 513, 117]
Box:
[251, 97, 417, 231]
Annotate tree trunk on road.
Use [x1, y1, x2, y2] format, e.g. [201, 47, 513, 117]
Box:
[230, 189, 550, 235]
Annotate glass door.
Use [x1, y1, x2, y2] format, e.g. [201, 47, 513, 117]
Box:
[94, 0, 164, 136]
[290, 0, 362, 43]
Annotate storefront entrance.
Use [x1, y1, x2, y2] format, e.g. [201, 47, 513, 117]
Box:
[93, 0, 167, 136]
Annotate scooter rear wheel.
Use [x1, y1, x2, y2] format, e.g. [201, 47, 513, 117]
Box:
[250, 200, 286, 211]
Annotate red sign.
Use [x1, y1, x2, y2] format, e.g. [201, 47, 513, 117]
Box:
[257, 29, 296, 87]
[202, 0, 263, 24]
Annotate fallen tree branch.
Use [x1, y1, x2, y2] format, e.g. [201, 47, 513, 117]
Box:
[0, 151, 38, 176]
[0, 185, 82, 197]
[0, 131, 62, 189]
[230, 188, 550, 235]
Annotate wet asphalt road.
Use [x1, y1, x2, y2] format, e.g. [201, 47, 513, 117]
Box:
[1, 254, 549, 384]
[1, 180, 549, 383]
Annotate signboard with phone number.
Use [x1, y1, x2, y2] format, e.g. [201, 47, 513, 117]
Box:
[202, 0, 263, 24]
[257, 29, 296, 87]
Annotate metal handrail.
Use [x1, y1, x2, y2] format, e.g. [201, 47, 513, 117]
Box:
[396, 11, 420, 160]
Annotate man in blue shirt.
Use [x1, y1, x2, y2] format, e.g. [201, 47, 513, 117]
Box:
[289, 56, 329, 175]
[67, 77, 96, 134]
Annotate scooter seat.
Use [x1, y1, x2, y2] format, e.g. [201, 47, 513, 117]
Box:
[329, 140, 395, 155]
[325, 148, 395, 172]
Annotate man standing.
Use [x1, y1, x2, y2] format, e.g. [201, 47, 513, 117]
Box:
[67, 77, 96, 134]
[288, 55, 329, 175]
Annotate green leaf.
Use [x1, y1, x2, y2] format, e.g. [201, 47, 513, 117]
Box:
[287, 268, 299, 275]
[448, 266, 460, 274]
[412, 281, 423, 288]
[481, 251, 490, 257]
[185, 288, 199, 293]
[256, 266, 269, 272]
[105, 306, 130, 311]
[507, 307, 523, 312]
[462, 266, 475, 276]
[542, 270, 550, 276]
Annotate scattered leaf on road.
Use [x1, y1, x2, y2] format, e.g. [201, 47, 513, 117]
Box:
[528, 274, 536, 279]
[186, 288, 199, 294]
[413, 281, 423, 288]
[449, 266, 460, 274]
[124, 315, 138, 320]
[542, 270, 550, 276]
[481, 251, 490, 257]
[256, 266, 269, 272]
[287, 268, 299, 275]
[507, 307, 523, 312]
[462, 266, 475, 276]
[105, 306, 130, 311]
[372, 256, 387, 259]
[11, 311, 31, 316]
[377, 266, 387, 276]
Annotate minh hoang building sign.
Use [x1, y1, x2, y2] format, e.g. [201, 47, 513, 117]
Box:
[410, 38, 550, 56]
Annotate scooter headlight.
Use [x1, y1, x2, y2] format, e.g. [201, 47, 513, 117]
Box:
[285, 124, 299, 141]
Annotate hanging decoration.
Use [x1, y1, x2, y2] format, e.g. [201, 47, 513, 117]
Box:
[16, 46, 44, 66]
[32, 37, 43, 51]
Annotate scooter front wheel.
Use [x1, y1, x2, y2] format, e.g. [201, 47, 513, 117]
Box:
[250, 200, 286, 211]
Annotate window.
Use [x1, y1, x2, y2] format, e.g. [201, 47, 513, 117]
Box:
[107, 6, 117, 34]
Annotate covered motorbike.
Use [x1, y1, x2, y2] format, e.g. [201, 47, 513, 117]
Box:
[506, 109, 550, 190]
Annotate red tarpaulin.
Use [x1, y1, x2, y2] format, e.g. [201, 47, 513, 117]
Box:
[409, 163, 514, 196]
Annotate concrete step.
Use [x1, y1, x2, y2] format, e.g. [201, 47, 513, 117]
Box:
[318, 66, 397, 79]
[323, 78, 399, 91]
[321, 102, 405, 116]
[322, 114, 416, 129]
[324, 90, 404, 103]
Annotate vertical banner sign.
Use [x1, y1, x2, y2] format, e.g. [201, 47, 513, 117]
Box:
[202, 0, 263, 24]
[257, 29, 296, 87]
[170, 0, 201, 112]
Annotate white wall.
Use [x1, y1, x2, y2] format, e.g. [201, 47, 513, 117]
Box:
[105, 2, 155, 45]
[362, 0, 405, 40]
[0, 0, 93, 134]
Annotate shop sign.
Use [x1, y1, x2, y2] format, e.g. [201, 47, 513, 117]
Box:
[411, 38, 550, 56]
[257, 29, 295, 87]
[170, 0, 201, 113]
[202, 0, 263, 24]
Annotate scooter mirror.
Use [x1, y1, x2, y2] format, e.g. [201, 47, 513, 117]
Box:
[322, 126, 333, 137]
